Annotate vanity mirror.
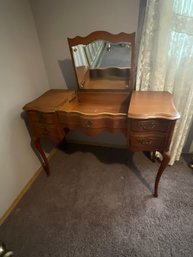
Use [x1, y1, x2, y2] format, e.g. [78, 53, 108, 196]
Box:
[68, 31, 135, 90]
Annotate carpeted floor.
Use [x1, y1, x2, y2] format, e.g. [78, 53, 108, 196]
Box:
[0, 144, 193, 257]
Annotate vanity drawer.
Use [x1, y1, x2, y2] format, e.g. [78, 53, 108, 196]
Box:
[130, 119, 170, 133]
[129, 134, 166, 151]
[31, 122, 64, 141]
[28, 111, 57, 124]
[58, 113, 126, 129]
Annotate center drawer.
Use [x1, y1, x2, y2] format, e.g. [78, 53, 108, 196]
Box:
[58, 113, 127, 129]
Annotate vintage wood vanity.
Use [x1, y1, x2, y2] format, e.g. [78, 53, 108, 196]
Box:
[23, 31, 180, 197]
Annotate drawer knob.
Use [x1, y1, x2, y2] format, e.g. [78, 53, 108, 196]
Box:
[138, 139, 153, 145]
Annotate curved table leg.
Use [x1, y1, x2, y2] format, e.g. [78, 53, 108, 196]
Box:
[154, 151, 170, 197]
[33, 137, 50, 176]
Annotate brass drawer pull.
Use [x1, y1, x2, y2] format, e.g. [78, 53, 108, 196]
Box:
[141, 121, 159, 130]
[137, 139, 153, 145]
[82, 120, 92, 127]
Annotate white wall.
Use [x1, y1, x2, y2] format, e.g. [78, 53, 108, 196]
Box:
[0, 0, 50, 219]
[30, 0, 140, 89]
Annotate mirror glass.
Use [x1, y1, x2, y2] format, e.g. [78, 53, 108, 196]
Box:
[72, 40, 131, 90]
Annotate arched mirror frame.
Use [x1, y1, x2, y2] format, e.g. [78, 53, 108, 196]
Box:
[68, 31, 135, 91]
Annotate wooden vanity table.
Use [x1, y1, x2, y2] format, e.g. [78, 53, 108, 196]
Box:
[23, 31, 180, 197]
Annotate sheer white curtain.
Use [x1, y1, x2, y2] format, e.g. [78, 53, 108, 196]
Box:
[136, 0, 193, 165]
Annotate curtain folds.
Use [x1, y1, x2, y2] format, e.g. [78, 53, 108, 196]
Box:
[136, 0, 193, 165]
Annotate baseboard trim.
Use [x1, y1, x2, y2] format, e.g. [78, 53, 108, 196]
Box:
[0, 148, 57, 225]
[66, 139, 127, 149]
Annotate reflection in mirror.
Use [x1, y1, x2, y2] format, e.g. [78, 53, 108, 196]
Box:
[72, 40, 131, 68]
[68, 31, 135, 90]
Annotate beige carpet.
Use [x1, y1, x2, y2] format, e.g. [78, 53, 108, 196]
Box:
[0, 144, 193, 257]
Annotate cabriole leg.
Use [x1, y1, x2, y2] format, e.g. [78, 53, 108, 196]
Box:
[33, 137, 50, 176]
[154, 151, 170, 197]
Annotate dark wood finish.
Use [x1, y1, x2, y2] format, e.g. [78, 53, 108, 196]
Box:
[68, 31, 135, 46]
[129, 133, 167, 151]
[34, 138, 50, 176]
[127, 91, 180, 196]
[154, 151, 170, 197]
[130, 119, 171, 133]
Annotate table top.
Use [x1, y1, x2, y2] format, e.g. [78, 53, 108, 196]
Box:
[128, 91, 180, 120]
[23, 90, 76, 112]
